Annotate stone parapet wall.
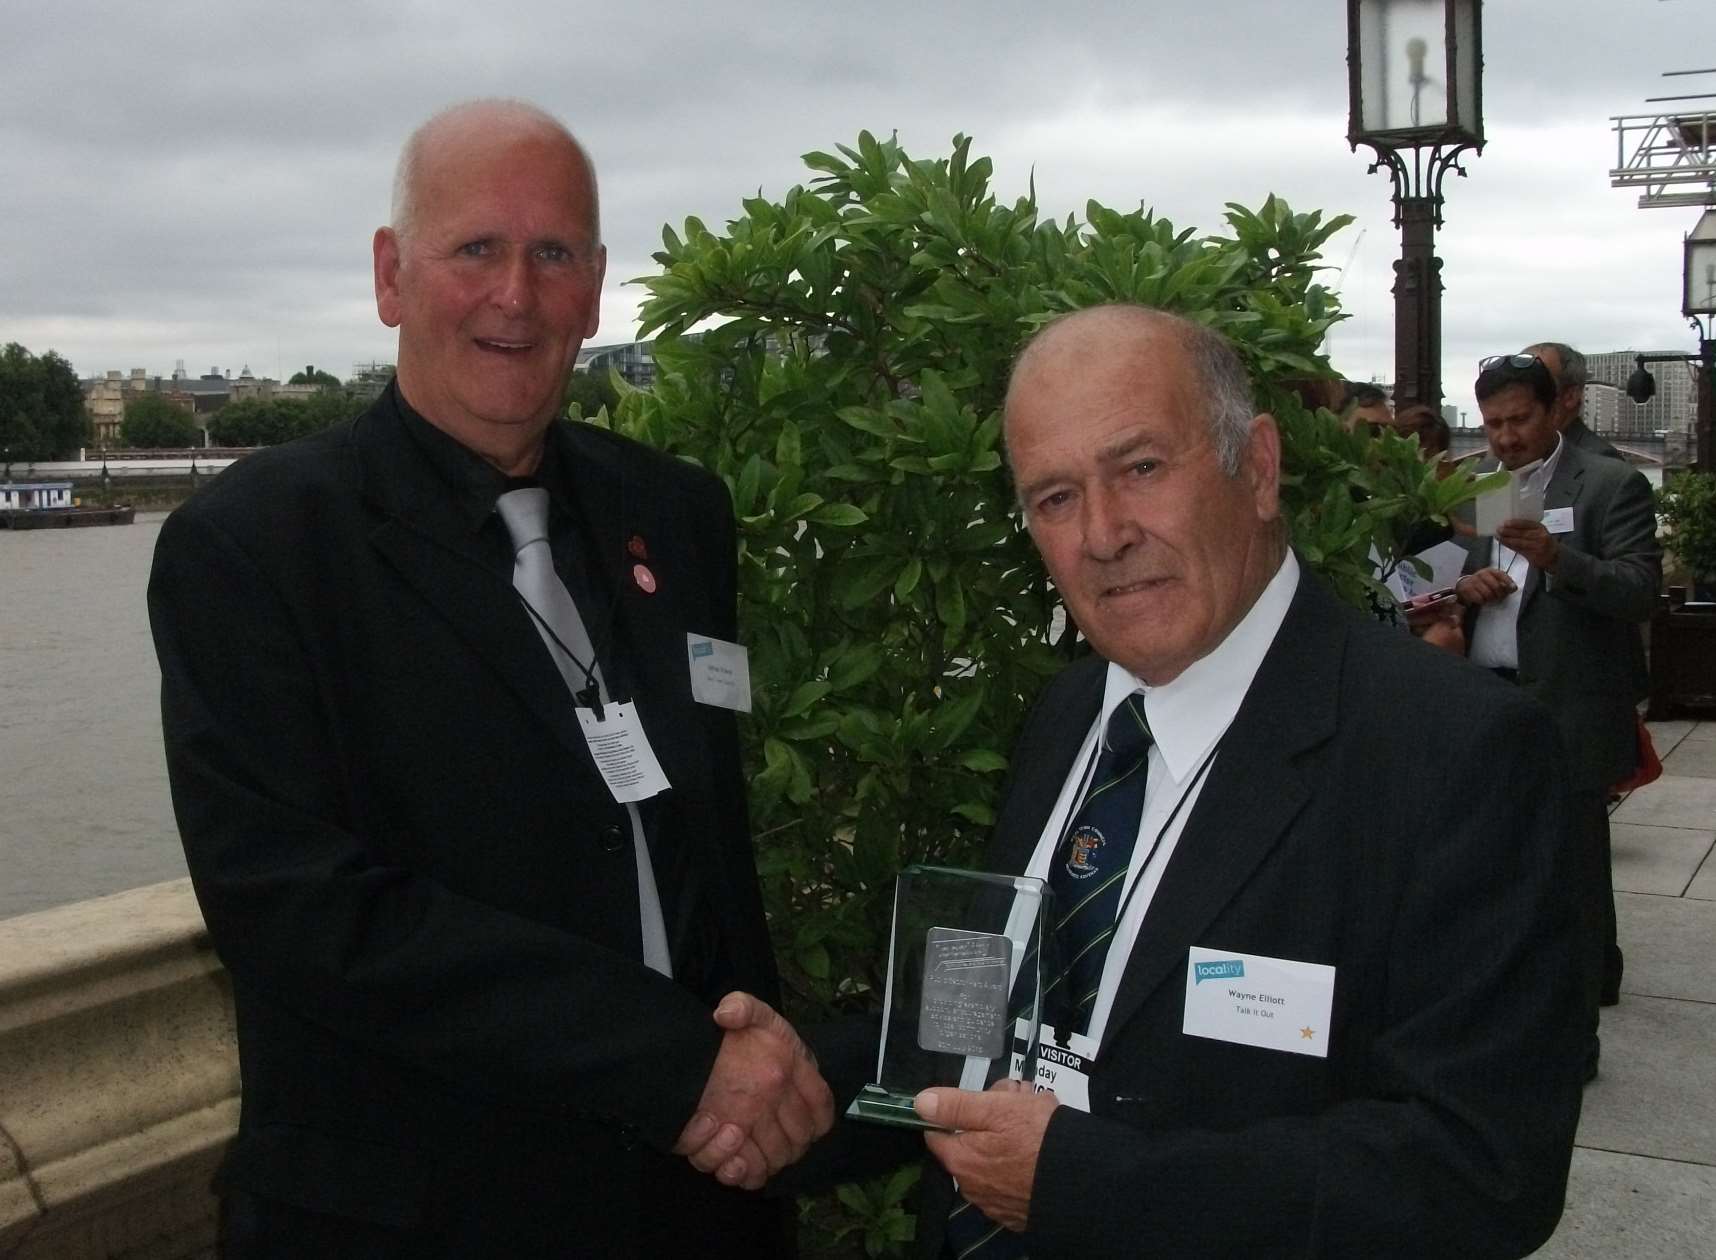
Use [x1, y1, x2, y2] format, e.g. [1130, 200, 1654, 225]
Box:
[0, 882, 236, 1259]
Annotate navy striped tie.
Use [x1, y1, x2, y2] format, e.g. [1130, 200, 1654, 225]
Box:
[1043, 692, 1152, 1036]
[941, 693, 1152, 1259]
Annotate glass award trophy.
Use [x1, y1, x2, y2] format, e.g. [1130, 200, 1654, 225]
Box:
[845, 865, 1050, 1130]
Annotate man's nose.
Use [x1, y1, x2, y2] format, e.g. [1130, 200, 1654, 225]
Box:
[1081, 485, 1137, 560]
[492, 251, 537, 315]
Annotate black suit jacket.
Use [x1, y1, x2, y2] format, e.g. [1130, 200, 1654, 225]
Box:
[1564, 417, 1623, 461]
[148, 387, 788, 1256]
[915, 571, 1585, 1259]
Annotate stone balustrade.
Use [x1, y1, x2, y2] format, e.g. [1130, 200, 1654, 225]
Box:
[0, 881, 236, 1259]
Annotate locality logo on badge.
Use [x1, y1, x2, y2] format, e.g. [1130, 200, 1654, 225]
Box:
[1064, 825, 1104, 879]
[1193, 959, 1246, 985]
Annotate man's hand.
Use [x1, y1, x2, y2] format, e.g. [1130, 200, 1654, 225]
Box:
[916, 1080, 1060, 1233]
[1455, 567, 1516, 607]
[1495, 517, 1560, 572]
[671, 991, 834, 1190]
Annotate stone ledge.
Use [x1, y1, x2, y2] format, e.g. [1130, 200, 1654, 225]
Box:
[0, 881, 236, 1259]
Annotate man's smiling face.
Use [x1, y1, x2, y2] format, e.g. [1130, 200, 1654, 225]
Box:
[374, 119, 605, 470]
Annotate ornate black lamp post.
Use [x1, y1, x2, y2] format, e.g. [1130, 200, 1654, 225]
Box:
[1348, 0, 1484, 412]
[1624, 209, 1716, 470]
[1685, 209, 1716, 471]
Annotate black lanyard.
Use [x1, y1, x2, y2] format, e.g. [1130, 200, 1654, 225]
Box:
[1106, 741, 1221, 929]
[1039, 730, 1222, 1047]
[513, 590, 607, 720]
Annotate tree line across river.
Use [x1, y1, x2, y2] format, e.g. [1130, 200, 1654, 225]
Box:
[0, 344, 624, 458]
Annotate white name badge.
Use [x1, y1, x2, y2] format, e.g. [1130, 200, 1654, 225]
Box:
[1008, 1019, 1094, 1112]
[576, 701, 671, 803]
[686, 633, 752, 713]
[1182, 946, 1335, 1059]
[1540, 507, 1575, 535]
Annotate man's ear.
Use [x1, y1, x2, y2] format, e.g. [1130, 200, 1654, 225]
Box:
[584, 245, 608, 340]
[374, 227, 403, 329]
[1244, 413, 1283, 523]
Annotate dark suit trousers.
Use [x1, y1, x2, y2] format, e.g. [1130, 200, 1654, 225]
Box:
[1571, 790, 1621, 1024]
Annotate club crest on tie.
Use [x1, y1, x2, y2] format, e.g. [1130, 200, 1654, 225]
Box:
[1065, 825, 1105, 879]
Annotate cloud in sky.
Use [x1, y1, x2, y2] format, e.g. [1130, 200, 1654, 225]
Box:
[3, 0, 1711, 424]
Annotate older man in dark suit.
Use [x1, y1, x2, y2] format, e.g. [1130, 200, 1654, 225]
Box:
[1525, 341, 1624, 461]
[905, 306, 1585, 1259]
[1457, 353, 1662, 1064]
[148, 99, 830, 1257]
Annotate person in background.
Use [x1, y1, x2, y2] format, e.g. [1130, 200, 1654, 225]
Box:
[1525, 341, 1624, 461]
[1338, 380, 1393, 433]
[1394, 403, 1452, 470]
[1456, 352, 1661, 1082]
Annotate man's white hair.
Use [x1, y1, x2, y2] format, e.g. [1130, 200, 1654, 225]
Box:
[389, 98, 601, 244]
[1008, 304, 1258, 476]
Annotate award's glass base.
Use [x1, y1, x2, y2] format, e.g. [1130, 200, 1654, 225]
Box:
[844, 1084, 945, 1131]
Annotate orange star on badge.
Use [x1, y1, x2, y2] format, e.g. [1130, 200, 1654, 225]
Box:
[1300, 1026, 1316, 1040]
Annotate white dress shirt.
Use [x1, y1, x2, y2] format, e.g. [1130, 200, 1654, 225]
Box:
[1019, 551, 1299, 1048]
[1468, 435, 1564, 671]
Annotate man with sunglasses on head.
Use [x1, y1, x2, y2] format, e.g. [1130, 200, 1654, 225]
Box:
[1455, 352, 1661, 1081]
[1524, 341, 1623, 461]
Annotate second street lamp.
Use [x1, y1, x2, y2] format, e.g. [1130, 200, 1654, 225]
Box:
[1348, 0, 1484, 414]
[1684, 208, 1716, 471]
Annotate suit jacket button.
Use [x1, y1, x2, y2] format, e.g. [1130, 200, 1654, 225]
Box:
[619, 1124, 640, 1150]
[599, 823, 626, 853]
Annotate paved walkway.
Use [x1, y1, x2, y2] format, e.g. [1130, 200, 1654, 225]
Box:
[1533, 719, 1716, 1257]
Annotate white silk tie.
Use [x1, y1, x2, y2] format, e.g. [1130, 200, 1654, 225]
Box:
[495, 486, 671, 976]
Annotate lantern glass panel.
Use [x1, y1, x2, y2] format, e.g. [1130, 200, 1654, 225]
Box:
[1687, 240, 1716, 317]
[1452, 0, 1478, 131]
[1356, 0, 1449, 133]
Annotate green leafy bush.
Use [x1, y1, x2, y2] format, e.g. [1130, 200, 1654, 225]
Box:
[589, 130, 1492, 1256]
[601, 130, 1484, 1016]
[1657, 469, 1716, 587]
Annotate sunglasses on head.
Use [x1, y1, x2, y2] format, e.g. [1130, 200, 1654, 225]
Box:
[1479, 353, 1544, 372]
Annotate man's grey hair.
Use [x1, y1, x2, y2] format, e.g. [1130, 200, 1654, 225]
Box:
[1009, 304, 1258, 475]
[1526, 341, 1586, 392]
[390, 98, 601, 245]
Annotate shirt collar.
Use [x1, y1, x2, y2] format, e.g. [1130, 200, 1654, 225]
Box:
[396, 388, 573, 533]
[1500, 431, 1563, 494]
[1098, 550, 1299, 781]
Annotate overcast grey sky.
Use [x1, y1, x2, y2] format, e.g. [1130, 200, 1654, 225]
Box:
[3, 0, 1712, 426]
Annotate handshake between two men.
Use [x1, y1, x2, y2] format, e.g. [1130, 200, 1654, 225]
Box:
[671, 992, 836, 1190]
[668, 991, 1054, 1235]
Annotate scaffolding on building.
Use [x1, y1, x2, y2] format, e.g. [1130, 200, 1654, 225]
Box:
[1611, 64, 1716, 209]
[1610, 111, 1716, 208]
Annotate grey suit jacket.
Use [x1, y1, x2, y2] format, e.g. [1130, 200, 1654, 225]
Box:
[1459, 440, 1661, 790]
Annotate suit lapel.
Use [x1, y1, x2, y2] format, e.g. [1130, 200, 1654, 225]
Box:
[556, 424, 713, 811]
[1097, 575, 1342, 1056]
[354, 402, 591, 763]
[984, 659, 1106, 875]
[1523, 444, 1585, 613]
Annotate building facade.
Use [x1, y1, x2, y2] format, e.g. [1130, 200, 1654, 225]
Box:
[1583, 349, 1698, 441]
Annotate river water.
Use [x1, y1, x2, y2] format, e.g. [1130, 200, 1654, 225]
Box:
[1, 512, 188, 921]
